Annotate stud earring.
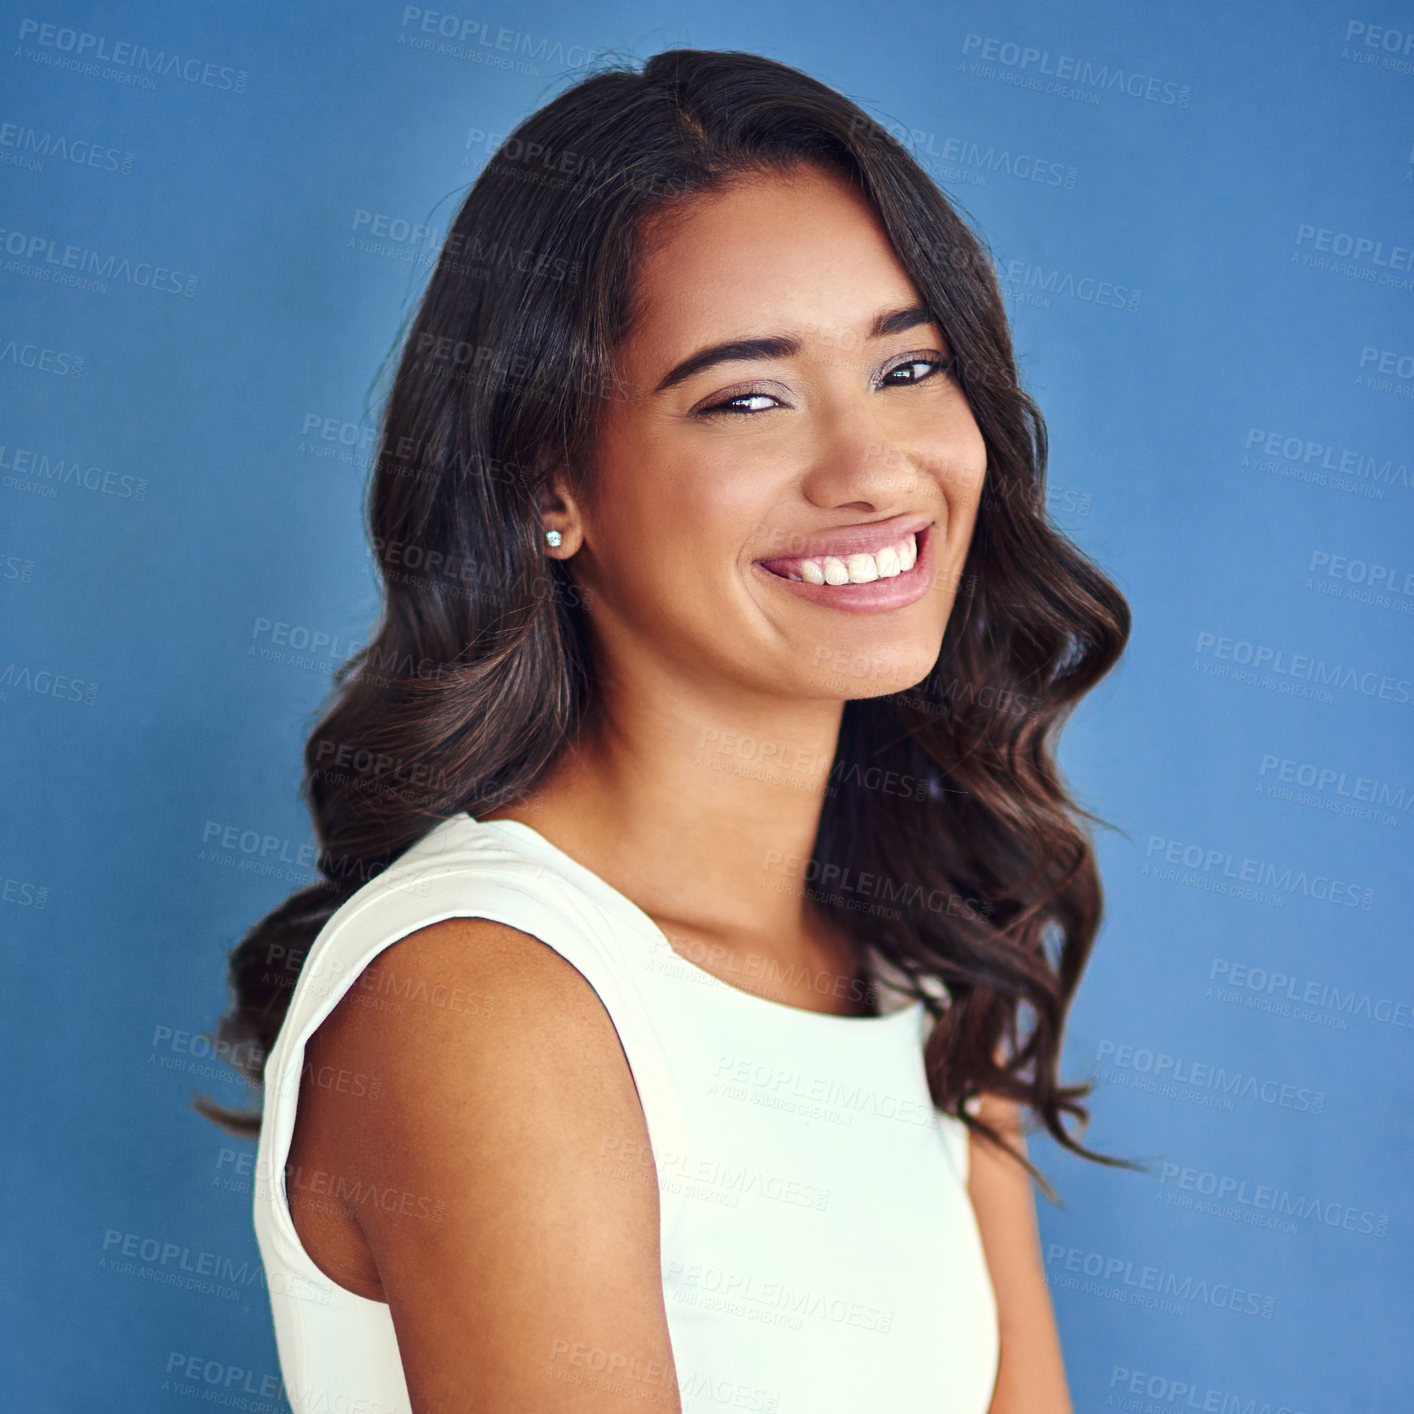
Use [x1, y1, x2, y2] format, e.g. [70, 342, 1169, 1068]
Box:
[544, 529, 563, 548]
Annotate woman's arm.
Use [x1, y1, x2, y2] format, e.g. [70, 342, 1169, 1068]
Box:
[292, 917, 683, 1412]
[968, 1093, 1074, 1414]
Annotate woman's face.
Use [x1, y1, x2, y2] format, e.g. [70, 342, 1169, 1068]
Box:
[558, 162, 988, 704]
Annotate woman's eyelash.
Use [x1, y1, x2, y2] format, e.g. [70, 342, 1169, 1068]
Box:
[700, 392, 782, 416]
[881, 353, 954, 385]
[697, 353, 954, 416]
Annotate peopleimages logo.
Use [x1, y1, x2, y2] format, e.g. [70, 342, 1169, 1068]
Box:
[1095, 1041, 1325, 1114]
[995, 257, 1141, 311]
[1243, 427, 1410, 494]
[1209, 958, 1414, 1032]
[164, 1350, 287, 1405]
[1045, 1245, 1275, 1318]
[15, 19, 248, 93]
[0, 225, 198, 295]
[0, 334, 83, 377]
[1108, 1365, 1311, 1414]
[397, 6, 610, 73]
[1258, 751, 1410, 815]
[0, 120, 134, 174]
[100, 1228, 330, 1305]
[1157, 1161, 1389, 1237]
[1294, 222, 1414, 271]
[960, 33, 1192, 105]
[1144, 834, 1376, 909]
[1194, 630, 1413, 707]
[0, 441, 147, 498]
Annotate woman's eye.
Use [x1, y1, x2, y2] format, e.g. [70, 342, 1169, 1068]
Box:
[881, 355, 951, 386]
[700, 392, 781, 416]
[698, 356, 954, 416]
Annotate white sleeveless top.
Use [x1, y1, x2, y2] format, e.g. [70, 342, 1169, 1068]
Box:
[252, 813, 1000, 1413]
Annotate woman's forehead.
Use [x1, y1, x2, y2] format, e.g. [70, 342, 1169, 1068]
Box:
[622, 171, 923, 365]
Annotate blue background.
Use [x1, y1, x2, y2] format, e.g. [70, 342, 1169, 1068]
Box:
[3, 1, 1410, 1408]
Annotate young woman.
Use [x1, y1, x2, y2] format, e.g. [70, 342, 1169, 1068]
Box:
[199, 47, 1133, 1414]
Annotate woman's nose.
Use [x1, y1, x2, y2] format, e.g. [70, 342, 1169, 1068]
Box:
[797, 393, 930, 510]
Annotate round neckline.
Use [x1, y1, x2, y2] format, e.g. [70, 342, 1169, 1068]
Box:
[466, 814, 927, 1028]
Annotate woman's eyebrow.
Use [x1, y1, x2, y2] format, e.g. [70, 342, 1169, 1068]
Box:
[652, 303, 935, 394]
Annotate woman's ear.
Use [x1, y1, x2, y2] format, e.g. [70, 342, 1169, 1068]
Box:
[536, 467, 586, 559]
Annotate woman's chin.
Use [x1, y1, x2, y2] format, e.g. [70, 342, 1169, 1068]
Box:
[779, 637, 943, 701]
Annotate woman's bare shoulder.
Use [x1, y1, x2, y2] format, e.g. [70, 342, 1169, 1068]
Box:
[288, 915, 682, 1410]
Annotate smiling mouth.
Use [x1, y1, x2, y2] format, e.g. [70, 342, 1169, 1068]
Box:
[750, 523, 938, 615]
[758, 529, 921, 585]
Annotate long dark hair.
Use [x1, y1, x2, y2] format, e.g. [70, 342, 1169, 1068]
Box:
[197, 47, 1138, 1199]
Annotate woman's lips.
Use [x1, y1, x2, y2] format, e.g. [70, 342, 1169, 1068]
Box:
[753, 511, 934, 570]
[752, 523, 938, 614]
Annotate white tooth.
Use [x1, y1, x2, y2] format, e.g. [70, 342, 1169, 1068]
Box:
[800, 559, 826, 585]
[822, 556, 851, 585]
[846, 553, 879, 583]
[899, 534, 917, 570]
[875, 545, 901, 578]
[786, 571, 803, 582]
